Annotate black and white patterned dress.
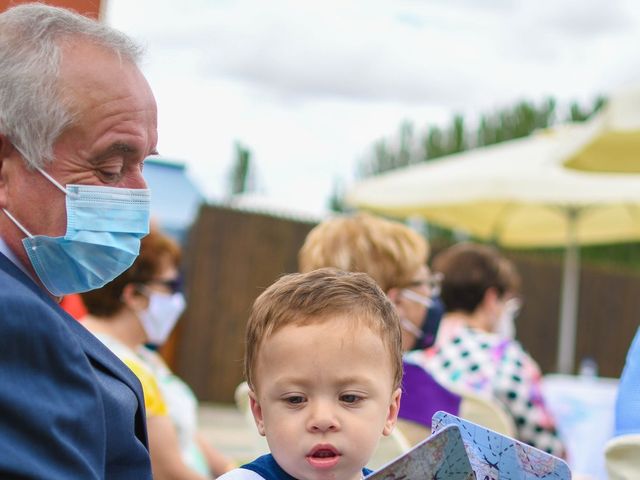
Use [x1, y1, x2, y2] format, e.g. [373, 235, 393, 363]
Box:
[406, 319, 566, 458]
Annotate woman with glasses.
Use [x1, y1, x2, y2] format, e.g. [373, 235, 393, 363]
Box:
[81, 230, 235, 480]
[407, 242, 566, 458]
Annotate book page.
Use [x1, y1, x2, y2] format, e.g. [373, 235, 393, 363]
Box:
[366, 424, 475, 479]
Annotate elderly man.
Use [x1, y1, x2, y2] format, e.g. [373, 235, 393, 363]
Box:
[0, 4, 157, 478]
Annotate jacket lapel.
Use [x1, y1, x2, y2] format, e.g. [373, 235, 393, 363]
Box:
[0, 252, 147, 422]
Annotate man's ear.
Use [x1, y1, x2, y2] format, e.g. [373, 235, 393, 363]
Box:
[0, 134, 17, 207]
[382, 387, 402, 436]
[249, 389, 266, 436]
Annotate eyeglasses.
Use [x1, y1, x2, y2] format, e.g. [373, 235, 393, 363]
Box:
[146, 276, 183, 294]
[405, 272, 443, 297]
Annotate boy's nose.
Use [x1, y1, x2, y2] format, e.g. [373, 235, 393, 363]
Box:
[306, 400, 340, 433]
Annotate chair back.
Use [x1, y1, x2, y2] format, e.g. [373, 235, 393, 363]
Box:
[605, 434, 640, 480]
[457, 389, 517, 437]
[367, 425, 412, 470]
[396, 418, 431, 446]
[234, 382, 270, 457]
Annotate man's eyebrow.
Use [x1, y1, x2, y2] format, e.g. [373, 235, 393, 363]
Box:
[106, 142, 137, 154]
[90, 142, 141, 165]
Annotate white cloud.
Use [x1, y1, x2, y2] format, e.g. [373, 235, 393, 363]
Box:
[106, 0, 640, 215]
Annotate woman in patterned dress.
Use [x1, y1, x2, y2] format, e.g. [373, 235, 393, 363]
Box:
[406, 242, 567, 458]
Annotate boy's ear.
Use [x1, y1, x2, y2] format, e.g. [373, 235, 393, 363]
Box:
[249, 389, 266, 436]
[382, 387, 402, 436]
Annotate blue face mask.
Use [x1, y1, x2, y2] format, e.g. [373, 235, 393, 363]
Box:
[2, 168, 150, 296]
[416, 295, 445, 349]
[400, 289, 446, 350]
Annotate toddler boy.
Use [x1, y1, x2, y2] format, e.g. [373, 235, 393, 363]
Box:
[219, 268, 403, 480]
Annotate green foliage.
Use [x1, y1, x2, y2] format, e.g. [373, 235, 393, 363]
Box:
[476, 98, 556, 147]
[357, 95, 604, 178]
[328, 178, 347, 213]
[229, 142, 254, 196]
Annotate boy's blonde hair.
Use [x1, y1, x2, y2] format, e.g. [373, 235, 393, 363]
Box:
[298, 213, 428, 292]
[245, 268, 402, 391]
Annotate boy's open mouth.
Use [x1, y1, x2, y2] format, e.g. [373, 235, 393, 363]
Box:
[307, 445, 341, 469]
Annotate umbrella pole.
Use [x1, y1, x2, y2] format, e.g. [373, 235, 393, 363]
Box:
[556, 209, 580, 374]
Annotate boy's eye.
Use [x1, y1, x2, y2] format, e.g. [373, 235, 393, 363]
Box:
[340, 394, 362, 404]
[285, 395, 305, 405]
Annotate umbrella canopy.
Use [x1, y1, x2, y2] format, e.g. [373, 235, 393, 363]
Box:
[346, 126, 640, 374]
[563, 85, 640, 173]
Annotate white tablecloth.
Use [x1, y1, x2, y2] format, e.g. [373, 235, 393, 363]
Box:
[542, 374, 619, 479]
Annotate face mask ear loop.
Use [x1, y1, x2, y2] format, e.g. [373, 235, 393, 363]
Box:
[400, 288, 433, 308]
[36, 167, 71, 196]
[2, 208, 34, 238]
[400, 317, 424, 338]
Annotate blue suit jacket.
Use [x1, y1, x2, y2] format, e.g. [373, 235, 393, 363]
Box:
[0, 253, 152, 479]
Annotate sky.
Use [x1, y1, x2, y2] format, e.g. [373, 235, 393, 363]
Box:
[105, 0, 640, 217]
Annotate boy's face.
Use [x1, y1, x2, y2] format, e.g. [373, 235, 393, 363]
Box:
[249, 316, 401, 480]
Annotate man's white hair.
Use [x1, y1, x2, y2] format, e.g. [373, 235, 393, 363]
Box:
[0, 3, 144, 169]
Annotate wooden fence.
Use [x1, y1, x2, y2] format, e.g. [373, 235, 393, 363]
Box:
[171, 205, 640, 403]
[174, 205, 315, 403]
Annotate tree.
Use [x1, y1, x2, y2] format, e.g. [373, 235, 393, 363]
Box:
[358, 95, 603, 178]
[328, 178, 347, 213]
[228, 142, 254, 196]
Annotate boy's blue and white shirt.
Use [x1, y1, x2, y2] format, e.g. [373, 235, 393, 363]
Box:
[218, 454, 373, 480]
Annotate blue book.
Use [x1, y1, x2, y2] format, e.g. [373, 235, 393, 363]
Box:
[366, 424, 475, 479]
[432, 411, 571, 479]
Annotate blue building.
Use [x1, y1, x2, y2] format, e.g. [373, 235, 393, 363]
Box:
[144, 157, 206, 243]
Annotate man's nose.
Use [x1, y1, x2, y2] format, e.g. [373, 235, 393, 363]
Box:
[306, 399, 340, 433]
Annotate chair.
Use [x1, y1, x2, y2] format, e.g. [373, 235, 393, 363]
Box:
[395, 390, 515, 446]
[396, 418, 431, 446]
[457, 389, 517, 437]
[604, 434, 640, 480]
[367, 422, 412, 470]
[234, 382, 269, 457]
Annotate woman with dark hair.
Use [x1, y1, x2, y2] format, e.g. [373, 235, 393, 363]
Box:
[81, 231, 234, 480]
[407, 242, 566, 457]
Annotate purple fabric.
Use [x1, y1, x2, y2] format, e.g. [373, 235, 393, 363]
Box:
[399, 360, 461, 428]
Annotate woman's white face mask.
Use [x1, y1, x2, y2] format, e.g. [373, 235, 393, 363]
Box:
[495, 297, 522, 339]
[137, 290, 186, 346]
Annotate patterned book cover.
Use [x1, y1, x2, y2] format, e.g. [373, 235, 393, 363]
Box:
[432, 411, 571, 480]
[366, 424, 475, 480]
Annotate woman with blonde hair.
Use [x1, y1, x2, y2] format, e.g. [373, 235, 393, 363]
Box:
[299, 213, 460, 432]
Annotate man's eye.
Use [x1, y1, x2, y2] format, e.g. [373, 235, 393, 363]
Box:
[285, 396, 305, 405]
[100, 170, 121, 181]
[340, 394, 361, 404]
